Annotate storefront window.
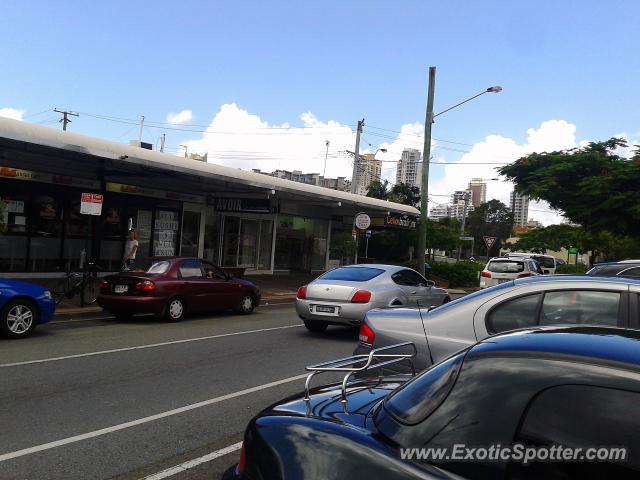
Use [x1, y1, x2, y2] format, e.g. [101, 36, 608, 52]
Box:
[62, 197, 93, 272]
[222, 216, 273, 270]
[222, 217, 240, 267]
[0, 194, 28, 271]
[275, 215, 328, 272]
[29, 194, 62, 271]
[180, 210, 201, 257]
[128, 208, 153, 259]
[100, 204, 124, 271]
[258, 219, 273, 270]
[203, 209, 221, 265]
[239, 219, 259, 268]
[153, 209, 179, 256]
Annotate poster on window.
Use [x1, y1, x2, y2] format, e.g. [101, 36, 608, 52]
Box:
[153, 210, 178, 256]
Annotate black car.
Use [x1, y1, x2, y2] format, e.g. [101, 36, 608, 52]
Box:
[587, 260, 640, 279]
[224, 327, 640, 480]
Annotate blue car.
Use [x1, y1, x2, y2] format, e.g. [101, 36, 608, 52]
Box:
[0, 279, 55, 339]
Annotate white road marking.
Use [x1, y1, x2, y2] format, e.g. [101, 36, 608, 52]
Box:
[0, 373, 307, 462]
[0, 324, 302, 368]
[141, 442, 243, 480]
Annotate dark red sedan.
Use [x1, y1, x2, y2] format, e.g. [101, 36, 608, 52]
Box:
[97, 257, 261, 321]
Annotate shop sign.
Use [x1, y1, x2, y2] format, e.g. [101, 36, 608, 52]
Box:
[384, 214, 417, 230]
[80, 193, 103, 216]
[354, 213, 371, 230]
[0, 166, 100, 189]
[106, 182, 204, 203]
[209, 196, 270, 213]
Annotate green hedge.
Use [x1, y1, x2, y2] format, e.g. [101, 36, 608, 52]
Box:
[403, 260, 484, 288]
[556, 264, 589, 274]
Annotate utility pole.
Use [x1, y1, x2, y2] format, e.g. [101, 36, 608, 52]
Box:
[180, 145, 188, 158]
[417, 67, 436, 277]
[323, 140, 330, 178]
[53, 108, 79, 131]
[138, 115, 145, 142]
[160, 134, 166, 153]
[350, 119, 364, 194]
[457, 191, 470, 261]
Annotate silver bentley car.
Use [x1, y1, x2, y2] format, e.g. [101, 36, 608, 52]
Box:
[295, 264, 450, 332]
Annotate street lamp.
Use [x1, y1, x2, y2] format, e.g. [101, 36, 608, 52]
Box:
[417, 65, 502, 276]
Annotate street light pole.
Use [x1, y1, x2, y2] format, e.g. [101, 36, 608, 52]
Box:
[457, 191, 470, 261]
[417, 67, 436, 277]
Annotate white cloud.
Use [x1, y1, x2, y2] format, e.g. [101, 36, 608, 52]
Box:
[182, 103, 358, 178]
[166, 109, 193, 125]
[0, 107, 24, 121]
[428, 120, 578, 226]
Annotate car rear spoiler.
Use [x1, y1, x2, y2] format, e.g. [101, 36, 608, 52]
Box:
[304, 342, 417, 403]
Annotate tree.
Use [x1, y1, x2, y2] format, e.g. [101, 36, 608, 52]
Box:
[389, 183, 421, 208]
[366, 180, 390, 200]
[466, 200, 514, 256]
[330, 231, 356, 265]
[498, 138, 640, 236]
[425, 218, 460, 259]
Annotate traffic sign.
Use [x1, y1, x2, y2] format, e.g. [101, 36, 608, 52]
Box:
[365, 230, 372, 239]
[483, 236, 497, 250]
[459, 236, 474, 241]
[355, 213, 371, 230]
[569, 247, 578, 254]
[80, 193, 103, 216]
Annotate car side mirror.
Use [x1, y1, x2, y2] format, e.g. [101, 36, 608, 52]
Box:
[427, 305, 438, 312]
[426, 280, 435, 288]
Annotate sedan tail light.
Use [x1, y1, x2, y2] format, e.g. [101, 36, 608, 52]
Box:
[135, 280, 156, 292]
[351, 290, 371, 303]
[99, 280, 110, 292]
[296, 286, 307, 299]
[359, 322, 375, 345]
[481, 271, 492, 278]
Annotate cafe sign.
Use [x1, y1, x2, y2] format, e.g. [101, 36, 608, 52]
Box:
[385, 214, 417, 230]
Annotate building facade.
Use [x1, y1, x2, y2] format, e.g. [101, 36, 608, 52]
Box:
[468, 178, 487, 207]
[510, 191, 530, 227]
[0, 118, 417, 277]
[428, 204, 450, 220]
[395, 148, 422, 189]
[352, 153, 382, 196]
[450, 201, 475, 220]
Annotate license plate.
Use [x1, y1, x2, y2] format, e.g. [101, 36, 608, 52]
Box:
[315, 305, 336, 313]
[498, 279, 510, 284]
[114, 285, 129, 293]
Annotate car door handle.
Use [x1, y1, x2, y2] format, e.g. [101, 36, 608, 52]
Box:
[410, 291, 417, 294]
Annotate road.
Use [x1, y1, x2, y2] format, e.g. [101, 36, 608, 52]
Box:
[0, 302, 359, 480]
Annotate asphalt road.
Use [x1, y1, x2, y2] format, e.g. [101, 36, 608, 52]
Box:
[0, 302, 359, 480]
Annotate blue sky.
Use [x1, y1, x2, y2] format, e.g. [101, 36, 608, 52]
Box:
[1, 0, 639, 223]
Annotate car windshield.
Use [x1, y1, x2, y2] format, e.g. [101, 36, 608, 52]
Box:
[383, 351, 465, 424]
[146, 261, 171, 274]
[488, 260, 525, 273]
[320, 267, 384, 282]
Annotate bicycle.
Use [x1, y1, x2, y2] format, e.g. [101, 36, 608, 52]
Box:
[51, 262, 102, 306]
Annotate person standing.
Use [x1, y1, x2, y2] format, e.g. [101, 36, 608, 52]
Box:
[123, 230, 138, 270]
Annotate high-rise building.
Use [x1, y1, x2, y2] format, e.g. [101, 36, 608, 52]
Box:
[468, 178, 487, 207]
[352, 153, 382, 196]
[510, 191, 530, 227]
[451, 190, 469, 205]
[450, 201, 475, 220]
[428, 204, 450, 220]
[395, 148, 422, 190]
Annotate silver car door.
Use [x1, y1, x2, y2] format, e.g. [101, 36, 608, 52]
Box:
[390, 270, 420, 305]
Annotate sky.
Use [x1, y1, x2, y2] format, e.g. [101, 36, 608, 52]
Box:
[1, 0, 639, 225]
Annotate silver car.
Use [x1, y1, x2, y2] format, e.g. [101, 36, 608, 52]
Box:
[295, 264, 450, 332]
[355, 275, 640, 371]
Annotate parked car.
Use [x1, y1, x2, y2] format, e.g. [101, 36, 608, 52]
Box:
[356, 275, 640, 372]
[0, 279, 55, 338]
[587, 260, 640, 279]
[295, 265, 450, 333]
[503, 251, 558, 274]
[479, 256, 542, 288]
[97, 257, 261, 321]
[224, 327, 640, 480]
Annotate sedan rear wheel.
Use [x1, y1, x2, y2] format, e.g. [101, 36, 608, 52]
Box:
[1, 299, 39, 339]
[304, 320, 328, 333]
[164, 297, 185, 322]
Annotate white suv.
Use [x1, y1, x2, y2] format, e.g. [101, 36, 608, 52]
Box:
[480, 257, 543, 288]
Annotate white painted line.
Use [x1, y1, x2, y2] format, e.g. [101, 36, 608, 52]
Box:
[0, 373, 306, 462]
[141, 442, 242, 480]
[0, 324, 302, 368]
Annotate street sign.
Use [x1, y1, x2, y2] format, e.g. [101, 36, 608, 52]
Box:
[365, 230, 372, 239]
[569, 247, 578, 254]
[459, 236, 474, 241]
[80, 193, 103, 216]
[355, 213, 371, 230]
[483, 236, 497, 250]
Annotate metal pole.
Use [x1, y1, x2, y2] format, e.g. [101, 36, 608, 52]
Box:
[138, 115, 145, 142]
[160, 134, 166, 152]
[417, 66, 436, 277]
[457, 191, 469, 261]
[350, 119, 364, 194]
[323, 140, 330, 178]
